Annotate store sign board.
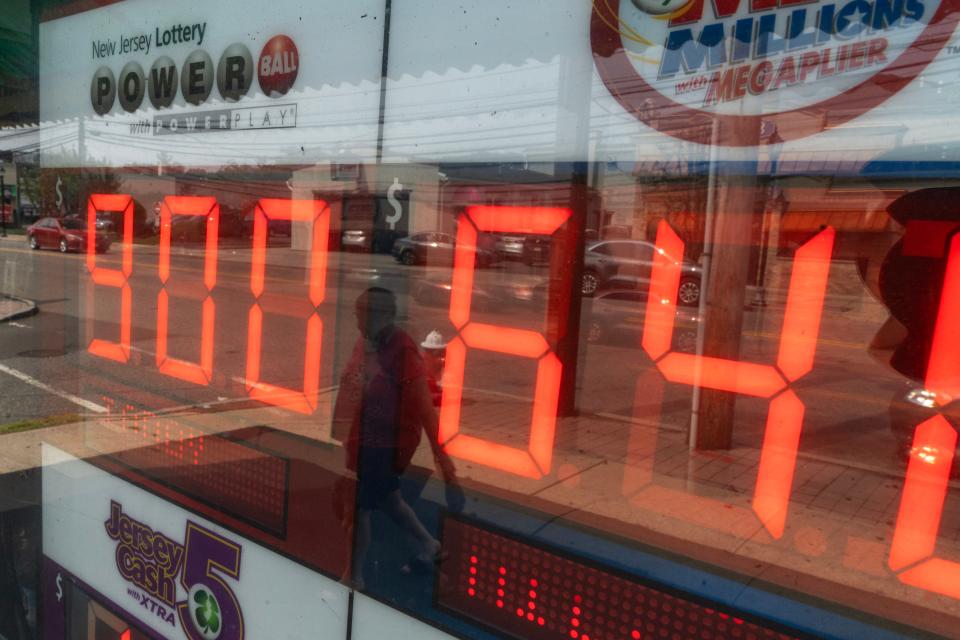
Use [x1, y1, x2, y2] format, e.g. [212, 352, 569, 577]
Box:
[42, 444, 349, 640]
[39, 0, 384, 168]
[39, 0, 960, 164]
[382, 0, 960, 163]
[351, 594, 458, 640]
[591, 0, 960, 144]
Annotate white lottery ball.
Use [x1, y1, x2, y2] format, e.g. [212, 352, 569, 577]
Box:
[631, 0, 693, 16]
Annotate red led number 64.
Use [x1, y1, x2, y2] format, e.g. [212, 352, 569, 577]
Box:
[888, 233, 960, 599]
[642, 221, 836, 539]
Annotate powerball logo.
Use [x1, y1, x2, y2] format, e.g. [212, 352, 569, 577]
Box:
[591, 0, 960, 144]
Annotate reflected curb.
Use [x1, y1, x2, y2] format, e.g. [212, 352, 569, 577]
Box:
[0, 293, 38, 323]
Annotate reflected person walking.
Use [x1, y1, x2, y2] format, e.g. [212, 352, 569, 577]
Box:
[334, 287, 463, 589]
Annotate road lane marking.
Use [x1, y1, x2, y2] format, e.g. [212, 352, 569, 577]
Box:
[128, 344, 265, 390]
[0, 363, 107, 414]
[120, 345, 339, 426]
[127, 343, 330, 397]
[8, 321, 29, 328]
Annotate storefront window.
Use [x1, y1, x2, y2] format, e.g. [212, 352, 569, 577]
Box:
[2, 0, 960, 638]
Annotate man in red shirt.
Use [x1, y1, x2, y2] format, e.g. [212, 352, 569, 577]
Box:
[335, 287, 463, 588]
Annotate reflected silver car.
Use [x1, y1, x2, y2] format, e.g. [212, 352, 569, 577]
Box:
[582, 239, 702, 305]
[496, 234, 526, 260]
[342, 229, 370, 252]
[584, 289, 700, 350]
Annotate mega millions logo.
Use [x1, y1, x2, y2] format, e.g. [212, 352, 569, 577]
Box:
[105, 501, 246, 639]
[591, 0, 960, 144]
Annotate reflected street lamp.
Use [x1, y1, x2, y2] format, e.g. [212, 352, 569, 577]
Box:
[437, 171, 449, 226]
[751, 125, 784, 308]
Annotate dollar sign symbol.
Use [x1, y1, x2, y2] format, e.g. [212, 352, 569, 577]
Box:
[385, 177, 404, 231]
[55, 176, 64, 213]
[56, 573, 63, 602]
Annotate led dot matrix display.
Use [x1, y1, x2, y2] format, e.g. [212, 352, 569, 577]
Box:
[109, 417, 288, 535]
[438, 518, 804, 640]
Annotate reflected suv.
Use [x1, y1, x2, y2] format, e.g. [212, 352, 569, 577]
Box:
[581, 239, 701, 305]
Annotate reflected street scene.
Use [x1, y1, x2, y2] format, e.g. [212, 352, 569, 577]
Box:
[2, 1, 960, 639]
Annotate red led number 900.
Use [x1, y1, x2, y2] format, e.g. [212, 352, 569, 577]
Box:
[245, 199, 330, 414]
[86, 194, 134, 363]
[156, 196, 220, 385]
[86, 195, 330, 415]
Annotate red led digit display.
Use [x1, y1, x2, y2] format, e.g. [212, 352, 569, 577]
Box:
[156, 196, 220, 386]
[639, 221, 835, 538]
[439, 205, 571, 479]
[108, 423, 288, 535]
[888, 233, 960, 598]
[245, 198, 330, 414]
[438, 517, 803, 640]
[87, 413, 353, 577]
[66, 579, 151, 640]
[81, 187, 960, 614]
[86, 194, 134, 363]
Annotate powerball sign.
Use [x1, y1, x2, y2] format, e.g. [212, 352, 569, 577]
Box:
[591, 0, 960, 144]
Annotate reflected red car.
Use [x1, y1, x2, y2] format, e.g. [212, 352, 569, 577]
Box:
[26, 217, 112, 253]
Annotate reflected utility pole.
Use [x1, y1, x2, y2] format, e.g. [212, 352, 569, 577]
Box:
[690, 119, 762, 450]
[750, 127, 783, 308]
[553, 51, 591, 418]
[1, 161, 7, 237]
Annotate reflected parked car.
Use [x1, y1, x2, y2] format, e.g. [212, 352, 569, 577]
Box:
[342, 229, 370, 252]
[522, 229, 601, 267]
[413, 275, 538, 310]
[414, 277, 495, 311]
[522, 235, 551, 266]
[164, 207, 245, 241]
[93, 211, 115, 233]
[168, 214, 207, 241]
[392, 232, 498, 267]
[581, 239, 702, 305]
[888, 382, 960, 472]
[584, 289, 700, 351]
[27, 217, 111, 253]
[495, 234, 526, 260]
[240, 210, 292, 239]
[219, 206, 246, 238]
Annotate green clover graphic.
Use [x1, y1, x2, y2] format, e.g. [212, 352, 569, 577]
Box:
[188, 585, 222, 639]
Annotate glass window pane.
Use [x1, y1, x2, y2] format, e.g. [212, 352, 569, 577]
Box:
[8, 2, 960, 639]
